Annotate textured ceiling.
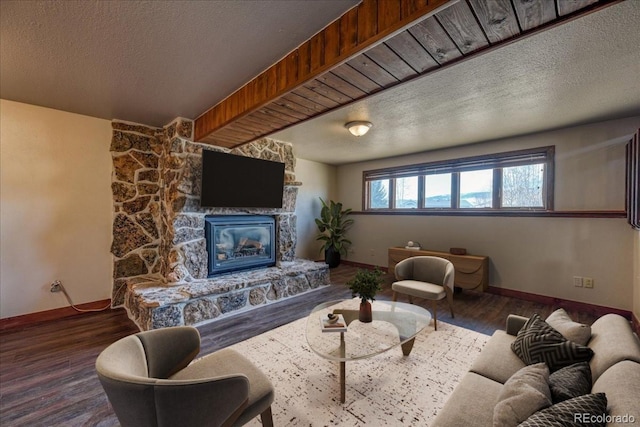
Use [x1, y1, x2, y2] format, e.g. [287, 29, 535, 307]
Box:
[0, 0, 358, 126]
[273, 0, 640, 164]
[1, 0, 638, 165]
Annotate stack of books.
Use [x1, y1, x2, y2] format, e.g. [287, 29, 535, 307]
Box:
[320, 313, 347, 332]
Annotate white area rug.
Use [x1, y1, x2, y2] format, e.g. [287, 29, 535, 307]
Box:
[231, 316, 490, 426]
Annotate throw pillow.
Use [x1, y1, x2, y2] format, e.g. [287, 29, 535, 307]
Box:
[548, 362, 592, 403]
[546, 308, 592, 346]
[518, 393, 607, 427]
[511, 314, 594, 372]
[493, 363, 552, 427]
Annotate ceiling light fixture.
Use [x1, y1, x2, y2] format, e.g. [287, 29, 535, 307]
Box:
[345, 121, 372, 137]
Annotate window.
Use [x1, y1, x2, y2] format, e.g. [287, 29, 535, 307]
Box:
[395, 176, 418, 208]
[363, 146, 554, 213]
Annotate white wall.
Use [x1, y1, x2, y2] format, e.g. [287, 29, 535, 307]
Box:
[293, 157, 337, 260]
[336, 117, 640, 311]
[0, 100, 113, 318]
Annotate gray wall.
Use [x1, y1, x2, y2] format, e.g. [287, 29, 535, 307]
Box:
[293, 158, 337, 261]
[335, 117, 640, 311]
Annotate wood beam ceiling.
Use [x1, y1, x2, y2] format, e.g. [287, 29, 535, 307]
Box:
[194, 0, 617, 149]
[194, 0, 452, 145]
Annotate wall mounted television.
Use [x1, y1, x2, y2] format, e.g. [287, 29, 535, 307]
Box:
[200, 150, 285, 208]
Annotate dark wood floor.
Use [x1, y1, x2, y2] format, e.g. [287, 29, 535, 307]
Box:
[0, 264, 600, 426]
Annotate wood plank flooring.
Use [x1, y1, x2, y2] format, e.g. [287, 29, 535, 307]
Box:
[0, 264, 600, 426]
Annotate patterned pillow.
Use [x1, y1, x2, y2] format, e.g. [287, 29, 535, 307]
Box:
[518, 393, 607, 427]
[548, 362, 592, 403]
[511, 314, 594, 372]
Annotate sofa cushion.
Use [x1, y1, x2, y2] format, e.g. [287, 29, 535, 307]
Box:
[548, 362, 591, 403]
[493, 363, 551, 427]
[518, 393, 608, 427]
[592, 360, 640, 425]
[546, 308, 591, 346]
[431, 372, 502, 427]
[470, 330, 525, 384]
[511, 314, 593, 372]
[588, 314, 640, 382]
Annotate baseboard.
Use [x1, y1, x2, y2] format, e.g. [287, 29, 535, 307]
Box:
[0, 299, 112, 331]
[487, 286, 632, 319]
[340, 260, 388, 273]
[331, 261, 633, 322]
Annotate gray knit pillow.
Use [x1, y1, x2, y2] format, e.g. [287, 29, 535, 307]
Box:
[494, 363, 552, 426]
[546, 309, 591, 346]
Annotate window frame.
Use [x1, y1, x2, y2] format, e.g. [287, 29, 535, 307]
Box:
[362, 146, 555, 213]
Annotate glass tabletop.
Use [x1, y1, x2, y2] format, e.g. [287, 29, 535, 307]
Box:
[305, 298, 432, 362]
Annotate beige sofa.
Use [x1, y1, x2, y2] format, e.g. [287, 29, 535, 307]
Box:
[432, 313, 640, 426]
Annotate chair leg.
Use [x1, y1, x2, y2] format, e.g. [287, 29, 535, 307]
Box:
[392, 291, 398, 302]
[260, 406, 274, 427]
[432, 300, 438, 331]
[446, 291, 455, 319]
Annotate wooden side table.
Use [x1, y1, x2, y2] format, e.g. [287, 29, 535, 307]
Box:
[388, 247, 489, 291]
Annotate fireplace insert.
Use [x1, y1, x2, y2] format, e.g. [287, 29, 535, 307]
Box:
[205, 215, 276, 276]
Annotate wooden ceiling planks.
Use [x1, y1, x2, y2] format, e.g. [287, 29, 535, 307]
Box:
[511, 0, 557, 31]
[194, 0, 452, 144]
[435, 1, 490, 54]
[468, 0, 521, 43]
[408, 16, 462, 65]
[194, 0, 619, 148]
[558, 0, 599, 16]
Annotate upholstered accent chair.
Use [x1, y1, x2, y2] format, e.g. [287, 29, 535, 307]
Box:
[95, 326, 274, 427]
[392, 256, 455, 331]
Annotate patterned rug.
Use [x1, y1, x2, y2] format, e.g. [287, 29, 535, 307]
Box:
[232, 314, 490, 426]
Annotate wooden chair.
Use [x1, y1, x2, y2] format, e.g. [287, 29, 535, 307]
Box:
[392, 256, 455, 331]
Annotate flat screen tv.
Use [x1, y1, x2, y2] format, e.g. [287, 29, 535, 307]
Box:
[200, 150, 285, 208]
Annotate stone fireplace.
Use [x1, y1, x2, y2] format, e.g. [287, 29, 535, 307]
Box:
[110, 118, 329, 330]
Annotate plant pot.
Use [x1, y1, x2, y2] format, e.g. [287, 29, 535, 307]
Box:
[324, 247, 341, 268]
[359, 300, 372, 323]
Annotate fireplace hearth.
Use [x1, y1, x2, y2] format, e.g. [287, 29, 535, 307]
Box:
[205, 215, 276, 276]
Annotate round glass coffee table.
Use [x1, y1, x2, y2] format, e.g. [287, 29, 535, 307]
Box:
[306, 298, 432, 403]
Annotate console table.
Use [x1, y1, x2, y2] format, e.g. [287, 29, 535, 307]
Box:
[388, 247, 489, 291]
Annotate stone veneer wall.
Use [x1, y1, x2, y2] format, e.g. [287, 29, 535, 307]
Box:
[111, 121, 167, 306]
[110, 118, 326, 329]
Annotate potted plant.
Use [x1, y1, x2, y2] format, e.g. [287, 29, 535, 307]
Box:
[315, 198, 354, 268]
[346, 268, 383, 323]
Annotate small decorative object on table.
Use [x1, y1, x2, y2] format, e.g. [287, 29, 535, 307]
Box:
[320, 313, 347, 332]
[449, 247, 467, 255]
[346, 268, 384, 323]
[405, 240, 421, 250]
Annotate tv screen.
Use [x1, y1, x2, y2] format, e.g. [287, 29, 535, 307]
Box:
[200, 150, 285, 208]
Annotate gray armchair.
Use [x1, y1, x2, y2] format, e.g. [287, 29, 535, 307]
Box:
[392, 255, 455, 330]
[95, 326, 274, 427]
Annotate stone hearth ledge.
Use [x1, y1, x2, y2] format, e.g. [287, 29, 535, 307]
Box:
[124, 259, 329, 330]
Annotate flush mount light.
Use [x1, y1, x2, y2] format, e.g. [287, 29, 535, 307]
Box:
[345, 121, 372, 137]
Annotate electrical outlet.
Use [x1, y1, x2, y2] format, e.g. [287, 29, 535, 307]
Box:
[573, 276, 583, 287]
[369, 249, 375, 257]
[50, 280, 62, 292]
[583, 277, 594, 288]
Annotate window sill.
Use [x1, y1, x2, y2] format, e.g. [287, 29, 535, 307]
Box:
[355, 210, 626, 218]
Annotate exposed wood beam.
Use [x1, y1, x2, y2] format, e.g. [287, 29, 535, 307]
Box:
[194, 0, 454, 143]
